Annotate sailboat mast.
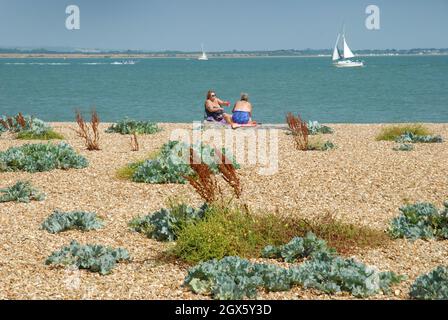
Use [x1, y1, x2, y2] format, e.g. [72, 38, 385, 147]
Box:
[332, 34, 341, 61]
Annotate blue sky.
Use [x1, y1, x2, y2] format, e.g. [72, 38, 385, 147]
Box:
[0, 0, 447, 51]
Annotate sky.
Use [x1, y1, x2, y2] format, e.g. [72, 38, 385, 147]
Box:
[0, 0, 447, 51]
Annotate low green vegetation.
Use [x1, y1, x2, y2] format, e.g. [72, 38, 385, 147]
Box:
[121, 141, 239, 184]
[0, 142, 88, 173]
[389, 202, 448, 240]
[261, 232, 336, 263]
[173, 206, 272, 263]
[396, 132, 443, 143]
[171, 205, 388, 264]
[129, 203, 208, 241]
[375, 124, 431, 141]
[184, 250, 404, 300]
[116, 160, 145, 180]
[0, 181, 45, 203]
[292, 252, 405, 297]
[307, 121, 334, 135]
[410, 266, 448, 300]
[106, 118, 161, 134]
[393, 143, 414, 151]
[0, 113, 63, 140]
[307, 139, 336, 151]
[17, 130, 64, 140]
[45, 240, 130, 275]
[42, 211, 104, 234]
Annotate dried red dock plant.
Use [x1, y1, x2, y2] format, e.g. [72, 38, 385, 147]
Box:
[185, 147, 219, 203]
[75, 109, 101, 151]
[286, 112, 309, 150]
[214, 148, 242, 198]
[130, 132, 139, 151]
[16, 113, 27, 129]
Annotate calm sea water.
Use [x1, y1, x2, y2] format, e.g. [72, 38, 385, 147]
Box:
[0, 56, 447, 123]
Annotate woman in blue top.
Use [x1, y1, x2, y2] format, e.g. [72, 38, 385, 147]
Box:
[231, 93, 257, 128]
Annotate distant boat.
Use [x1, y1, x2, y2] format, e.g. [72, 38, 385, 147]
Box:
[198, 44, 208, 61]
[332, 30, 364, 68]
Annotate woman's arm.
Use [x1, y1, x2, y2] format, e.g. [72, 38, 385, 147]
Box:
[217, 98, 230, 107]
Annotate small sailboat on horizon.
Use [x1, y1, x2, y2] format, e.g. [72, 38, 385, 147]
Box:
[198, 44, 208, 61]
[332, 29, 364, 68]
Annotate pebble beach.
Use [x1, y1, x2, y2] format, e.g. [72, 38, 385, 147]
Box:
[1, 122, 447, 300]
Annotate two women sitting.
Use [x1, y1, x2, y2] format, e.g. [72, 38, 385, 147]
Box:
[204, 90, 257, 129]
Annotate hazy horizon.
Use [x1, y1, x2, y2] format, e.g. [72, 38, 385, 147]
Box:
[0, 0, 447, 51]
[1, 46, 448, 53]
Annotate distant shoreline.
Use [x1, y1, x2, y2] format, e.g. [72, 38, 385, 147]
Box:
[1, 53, 448, 59]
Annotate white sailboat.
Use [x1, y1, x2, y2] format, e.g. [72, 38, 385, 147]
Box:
[198, 44, 208, 61]
[332, 31, 364, 68]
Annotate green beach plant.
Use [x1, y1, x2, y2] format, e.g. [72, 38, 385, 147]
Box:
[395, 132, 443, 143]
[410, 266, 448, 300]
[16, 130, 64, 140]
[129, 203, 208, 242]
[106, 117, 161, 135]
[389, 202, 448, 240]
[307, 121, 334, 135]
[261, 232, 336, 263]
[0, 113, 63, 140]
[174, 207, 255, 263]
[130, 141, 239, 184]
[291, 252, 405, 297]
[0, 181, 45, 203]
[0, 142, 88, 173]
[393, 143, 414, 151]
[173, 205, 389, 264]
[42, 211, 104, 234]
[183, 253, 404, 300]
[45, 240, 130, 275]
[307, 139, 336, 151]
[375, 124, 431, 141]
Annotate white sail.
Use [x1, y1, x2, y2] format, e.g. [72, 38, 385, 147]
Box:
[198, 44, 208, 60]
[332, 34, 341, 61]
[342, 36, 355, 59]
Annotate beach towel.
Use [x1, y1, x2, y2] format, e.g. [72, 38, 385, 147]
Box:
[205, 116, 227, 125]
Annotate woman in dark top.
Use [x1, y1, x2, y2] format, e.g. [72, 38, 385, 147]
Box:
[204, 90, 235, 126]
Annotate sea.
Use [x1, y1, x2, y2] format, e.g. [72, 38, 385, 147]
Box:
[0, 55, 447, 123]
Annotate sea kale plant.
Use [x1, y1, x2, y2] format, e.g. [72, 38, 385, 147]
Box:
[184, 253, 404, 300]
[46, 241, 130, 275]
[262, 232, 336, 263]
[0, 113, 62, 139]
[389, 202, 448, 240]
[307, 121, 334, 135]
[0, 142, 88, 173]
[409, 266, 448, 300]
[106, 118, 161, 135]
[307, 140, 336, 151]
[184, 256, 293, 300]
[129, 203, 208, 241]
[396, 132, 443, 143]
[131, 141, 239, 184]
[0, 181, 45, 203]
[393, 143, 414, 151]
[0, 113, 49, 134]
[42, 211, 104, 234]
[292, 252, 405, 297]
